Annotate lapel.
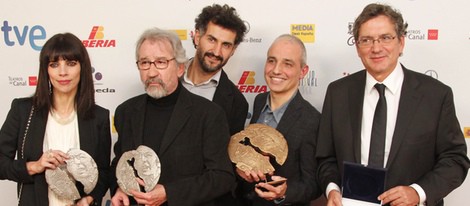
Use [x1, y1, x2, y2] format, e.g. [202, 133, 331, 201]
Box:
[386, 66, 422, 168]
[158, 88, 192, 155]
[250, 91, 303, 140]
[27, 109, 48, 160]
[131, 95, 148, 147]
[276, 91, 303, 136]
[250, 93, 268, 124]
[349, 71, 366, 163]
[213, 70, 233, 114]
[78, 114, 94, 154]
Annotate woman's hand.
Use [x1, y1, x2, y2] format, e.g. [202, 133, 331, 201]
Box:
[75, 196, 94, 206]
[26, 149, 69, 175]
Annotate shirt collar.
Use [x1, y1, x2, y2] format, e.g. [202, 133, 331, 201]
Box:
[182, 58, 221, 87]
[365, 63, 404, 96]
[260, 90, 297, 123]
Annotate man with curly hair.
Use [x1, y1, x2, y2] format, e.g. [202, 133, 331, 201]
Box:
[182, 4, 249, 136]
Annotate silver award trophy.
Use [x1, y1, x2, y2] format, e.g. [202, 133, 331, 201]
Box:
[45, 148, 98, 202]
[116, 145, 161, 195]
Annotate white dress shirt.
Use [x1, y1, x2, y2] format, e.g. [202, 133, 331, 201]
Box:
[326, 64, 427, 205]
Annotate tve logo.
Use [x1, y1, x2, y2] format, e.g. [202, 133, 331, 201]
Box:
[1, 20, 47, 51]
[237, 71, 267, 93]
[82, 26, 116, 48]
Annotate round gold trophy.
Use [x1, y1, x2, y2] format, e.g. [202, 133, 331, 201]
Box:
[228, 123, 288, 174]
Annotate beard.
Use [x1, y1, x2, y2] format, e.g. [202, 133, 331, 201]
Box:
[145, 77, 168, 99]
[196, 49, 226, 73]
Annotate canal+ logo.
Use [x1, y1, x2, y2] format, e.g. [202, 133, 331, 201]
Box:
[7, 75, 37, 87]
[237, 71, 267, 93]
[82, 26, 116, 48]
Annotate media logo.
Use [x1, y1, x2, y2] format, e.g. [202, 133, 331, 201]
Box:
[8, 75, 38, 86]
[1, 20, 46, 51]
[237, 71, 267, 93]
[464, 127, 470, 138]
[299, 70, 318, 87]
[407, 29, 439, 40]
[29, 76, 37, 86]
[291, 24, 315, 43]
[92, 67, 116, 93]
[8, 76, 28, 86]
[241, 21, 262, 43]
[244, 21, 251, 34]
[428, 29, 438, 40]
[424, 70, 438, 79]
[171, 29, 188, 40]
[92, 66, 103, 85]
[82, 26, 116, 48]
[347, 22, 355, 46]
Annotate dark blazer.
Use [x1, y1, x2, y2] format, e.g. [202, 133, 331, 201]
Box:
[213, 70, 249, 135]
[316, 65, 470, 206]
[242, 91, 321, 206]
[0, 97, 111, 206]
[110, 87, 235, 206]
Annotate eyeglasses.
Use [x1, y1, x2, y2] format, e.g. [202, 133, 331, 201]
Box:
[356, 35, 396, 47]
[136, 58, 176, 70]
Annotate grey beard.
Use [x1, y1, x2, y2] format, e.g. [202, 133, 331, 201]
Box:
[146, 86, 168, 99]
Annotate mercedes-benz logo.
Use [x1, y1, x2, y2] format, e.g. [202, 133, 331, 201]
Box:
[424, 70, 438, 79]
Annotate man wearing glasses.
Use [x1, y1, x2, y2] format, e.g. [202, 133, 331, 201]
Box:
[316, 3, 469, 206]
[110, 27, 234, 206]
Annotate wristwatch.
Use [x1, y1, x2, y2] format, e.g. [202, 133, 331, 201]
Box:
[274, 195, 286, 205]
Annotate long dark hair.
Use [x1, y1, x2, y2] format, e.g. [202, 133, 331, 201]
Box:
[32, 33, 95, 119]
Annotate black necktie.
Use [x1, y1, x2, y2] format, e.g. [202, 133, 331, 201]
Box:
[368, 83, 387, 168]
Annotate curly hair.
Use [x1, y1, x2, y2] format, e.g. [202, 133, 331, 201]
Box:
[193, 4, 247, 47]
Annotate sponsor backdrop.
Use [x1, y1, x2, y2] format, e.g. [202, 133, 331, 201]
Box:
[1, 0, 469, 205]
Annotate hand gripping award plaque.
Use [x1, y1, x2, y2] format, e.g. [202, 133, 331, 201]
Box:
[228, 123, 288, 174]
[116, 145, 161, 195]
[341, 162, 387, 206]
[45, 148, 98, 202]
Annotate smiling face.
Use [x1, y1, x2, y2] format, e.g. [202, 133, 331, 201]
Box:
[264, 37, 308, 97]
[194, 22, 237, 74]
[48, 57, 81, 97]
[356, 15, 405, 82]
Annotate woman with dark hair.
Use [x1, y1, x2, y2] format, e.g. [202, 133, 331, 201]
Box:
[0, 33, 111, 206]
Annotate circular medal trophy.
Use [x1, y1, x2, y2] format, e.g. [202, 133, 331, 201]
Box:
[45, 148, 98, 202]
[116, 145, 161, 195]
[228, 123, 288, 175]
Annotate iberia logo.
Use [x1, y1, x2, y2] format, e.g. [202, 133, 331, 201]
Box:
[82, 26, 116, 48]
[237, 71, 267, 93]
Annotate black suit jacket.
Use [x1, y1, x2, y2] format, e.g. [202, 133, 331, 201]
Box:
[0, 97, 111, 206]
[244, 91, 321, 206]
[213, 70, 249, 135]
[316, 66, 470, 206]
[110, 87, 235, 206]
